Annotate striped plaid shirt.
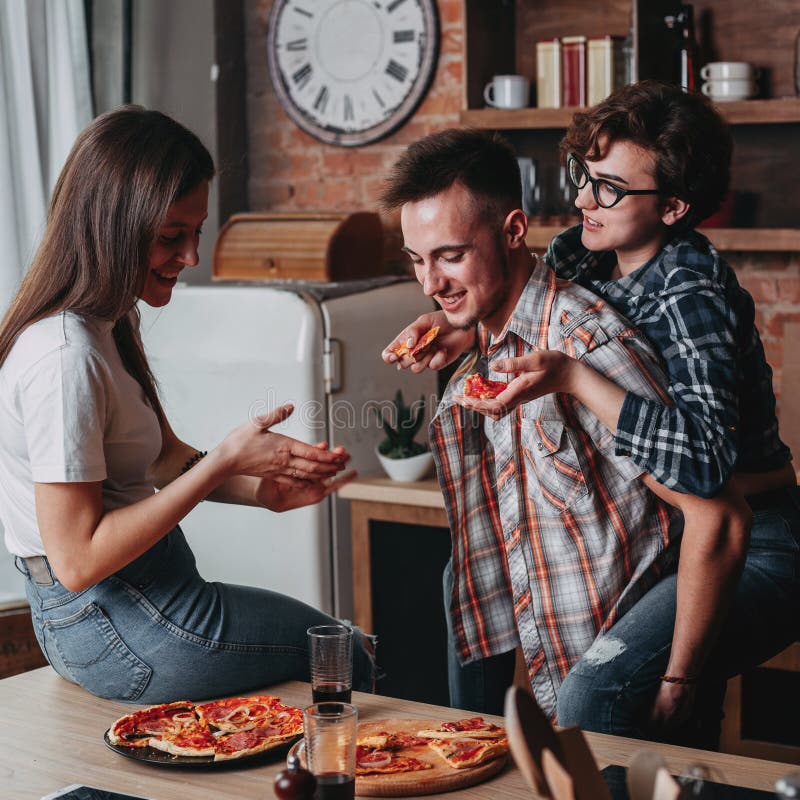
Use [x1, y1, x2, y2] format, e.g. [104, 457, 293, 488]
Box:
[430, 259, 679, 719]
[545, 225, 791, 498]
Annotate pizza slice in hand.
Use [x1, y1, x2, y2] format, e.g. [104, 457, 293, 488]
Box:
[463, 374, 507, 400]
[392, 325, 440, 362]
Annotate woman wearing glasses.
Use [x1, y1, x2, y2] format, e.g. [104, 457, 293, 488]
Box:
[384, 81, 799, 746]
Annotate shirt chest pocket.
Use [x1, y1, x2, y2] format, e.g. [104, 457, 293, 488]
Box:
[521, 418, 588, 513]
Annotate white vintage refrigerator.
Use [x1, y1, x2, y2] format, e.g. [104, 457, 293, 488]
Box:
[138, 278, 437, 620]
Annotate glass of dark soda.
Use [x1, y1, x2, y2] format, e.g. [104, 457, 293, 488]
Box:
[307, 624, 353, 704]
[304, 702, 358, 800]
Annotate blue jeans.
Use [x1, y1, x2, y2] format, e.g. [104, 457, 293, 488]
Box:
[16, 526, 376, 703]
[443, 560, 517, 714]
[557, 486, 800, 748]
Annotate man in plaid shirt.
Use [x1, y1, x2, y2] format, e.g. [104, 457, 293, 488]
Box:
[380, 128, 746, 721]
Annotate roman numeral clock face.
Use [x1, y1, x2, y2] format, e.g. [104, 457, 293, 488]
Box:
[267, 0, 439, 146]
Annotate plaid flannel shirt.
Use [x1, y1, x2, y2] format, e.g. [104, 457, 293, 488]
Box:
[545, 225, 791, 498]
[430, 259, 679, 719]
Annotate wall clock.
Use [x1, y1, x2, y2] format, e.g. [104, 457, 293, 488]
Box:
[267, 0, 440, 147]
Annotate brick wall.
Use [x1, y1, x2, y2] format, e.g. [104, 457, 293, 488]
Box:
[245, 0, 463, 215]
[243, 0, 800, 453]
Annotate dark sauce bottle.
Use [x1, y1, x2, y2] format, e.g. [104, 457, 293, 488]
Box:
[665, 3, 699, 91]
[274, 753, 317, 800]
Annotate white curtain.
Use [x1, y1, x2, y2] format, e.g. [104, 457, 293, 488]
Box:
[0, 0, 92, 602]
[0, 0, 92, 316]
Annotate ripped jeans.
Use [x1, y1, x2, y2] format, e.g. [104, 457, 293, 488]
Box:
[16, 526, 377, 703]
[557, 486, 800, 748]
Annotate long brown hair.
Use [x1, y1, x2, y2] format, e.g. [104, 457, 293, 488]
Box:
[0, 106, 214, 428]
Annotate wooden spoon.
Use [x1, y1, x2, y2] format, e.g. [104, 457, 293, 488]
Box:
[542, 748, 576, 800]
[627, 749, 681, 800]
[504, 686, 565, 797]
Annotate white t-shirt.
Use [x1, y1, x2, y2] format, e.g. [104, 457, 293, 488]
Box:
[0, 312, 162, 556]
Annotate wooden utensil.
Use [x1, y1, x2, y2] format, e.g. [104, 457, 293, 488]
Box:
[503, 687, 612, 800]
[542, 748, 575, 800]
[504, 686, 564, 796]
[556, 727, 612, 800]
[627, 749, 681, 800]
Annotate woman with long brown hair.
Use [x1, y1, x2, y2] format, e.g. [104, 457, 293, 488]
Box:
[0, 106, 375, 702]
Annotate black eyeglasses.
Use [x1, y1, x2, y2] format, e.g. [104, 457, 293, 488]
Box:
[567, 154, 661, 209]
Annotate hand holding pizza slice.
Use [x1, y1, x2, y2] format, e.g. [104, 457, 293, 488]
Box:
[391, 325, 440, 363]
[463, 374, 507, 400]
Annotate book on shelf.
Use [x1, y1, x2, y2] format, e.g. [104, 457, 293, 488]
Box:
[561, 36, 587, 107]
[536, 38, 561, 108]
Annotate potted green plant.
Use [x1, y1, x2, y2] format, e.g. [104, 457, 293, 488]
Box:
[374, 390, 434, 482]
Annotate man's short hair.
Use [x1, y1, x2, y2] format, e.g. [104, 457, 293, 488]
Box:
[560, 80, 732, 230]
[380, 128, 522, 226]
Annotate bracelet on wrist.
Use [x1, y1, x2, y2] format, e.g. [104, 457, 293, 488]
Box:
[180, 450, 208, 475]
[659, 674, 698, 685]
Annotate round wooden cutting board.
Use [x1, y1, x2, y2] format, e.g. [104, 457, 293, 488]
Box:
[292, 718, 508, 797]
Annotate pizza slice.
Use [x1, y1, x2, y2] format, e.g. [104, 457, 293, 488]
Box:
[416, 716, 506, 740]
[392, 325, 440, 362]
[463, 374, 507, 400]
[355, 745, 433, 775]
[147, 720, 218, 758]
[108, 701, 198, 748]
[426, 737, 509, 769]
[213, 723, 299, 762]
[196, 695, 283, 733]
[358, 731, 430, 750]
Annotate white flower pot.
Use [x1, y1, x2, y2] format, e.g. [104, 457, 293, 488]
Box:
[375, 448, 434, 482]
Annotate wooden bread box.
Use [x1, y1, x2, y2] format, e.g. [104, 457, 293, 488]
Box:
[212, 212, 385, 282]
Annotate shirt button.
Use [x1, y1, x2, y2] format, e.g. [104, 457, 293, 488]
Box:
[537, 441, 543, 451]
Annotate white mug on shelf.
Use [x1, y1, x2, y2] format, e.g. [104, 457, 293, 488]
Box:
[700, 61, 760, 81]
[702, 78, 757, 102]
[484, 75, 530, 109]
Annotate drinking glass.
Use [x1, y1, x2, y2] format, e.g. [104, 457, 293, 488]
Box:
[304, 702, 358, 800]
[307, 624, 353, 704]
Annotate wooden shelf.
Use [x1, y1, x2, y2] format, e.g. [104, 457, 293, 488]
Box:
[460, 98, 800, 130]
[524, 226, 800, 252]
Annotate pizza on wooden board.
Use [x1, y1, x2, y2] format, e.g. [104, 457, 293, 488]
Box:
[427, 737, 510, 770]
[354, 717, 508, 776]
[356, 731, 433, 775]
[416, 716, 506, 740]
[108, 695, 302, 762]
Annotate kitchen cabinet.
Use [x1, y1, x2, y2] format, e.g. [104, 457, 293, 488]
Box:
[461, 0, 800, 250]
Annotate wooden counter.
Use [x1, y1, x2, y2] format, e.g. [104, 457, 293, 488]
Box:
[339, 476, 448, 631]
[0, 667, 793, 800]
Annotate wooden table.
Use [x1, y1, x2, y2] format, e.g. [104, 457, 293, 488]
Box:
[0, 668, 793, 800]
[339, 476, 448, 631]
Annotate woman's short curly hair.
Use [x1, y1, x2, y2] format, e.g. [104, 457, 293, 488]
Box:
[560, 80, 732, 230]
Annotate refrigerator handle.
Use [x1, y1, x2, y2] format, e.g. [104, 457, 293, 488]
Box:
[324, 337, 342, 394]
